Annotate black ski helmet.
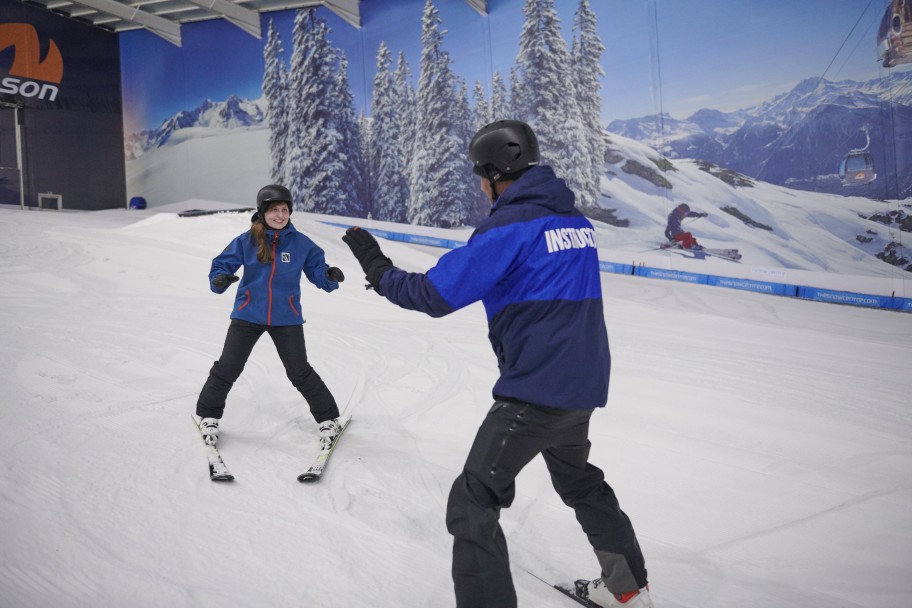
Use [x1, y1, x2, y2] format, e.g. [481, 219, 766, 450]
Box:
[256, 184, 293, 215]
[468, 120, 540, 183]
[676, 203, 690, 214]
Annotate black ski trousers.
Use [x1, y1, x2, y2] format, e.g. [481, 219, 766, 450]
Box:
[446, 400, 648, 608]
[196, 319, 338, 423]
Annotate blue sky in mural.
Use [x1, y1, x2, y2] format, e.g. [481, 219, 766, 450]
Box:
[120, 0, 902, 134]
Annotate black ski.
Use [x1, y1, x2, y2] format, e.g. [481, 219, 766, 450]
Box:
[525, 571, 601, 607]
[552, 581, 602, 607]
[297, 417, 351, 482]
[190, 414, 234, 482]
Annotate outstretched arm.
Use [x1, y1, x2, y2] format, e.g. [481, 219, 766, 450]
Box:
[209, 238, 243, 293]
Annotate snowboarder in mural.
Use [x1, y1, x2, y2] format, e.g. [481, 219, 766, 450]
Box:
[662, 203, 742, 261]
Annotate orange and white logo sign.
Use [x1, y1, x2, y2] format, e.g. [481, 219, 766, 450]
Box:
[0, 22, 64, 101]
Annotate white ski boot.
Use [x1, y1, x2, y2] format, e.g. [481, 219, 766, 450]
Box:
[198, 417, 220, 446]
[576, 578, 654, 607]
[318, 418, 341, 450]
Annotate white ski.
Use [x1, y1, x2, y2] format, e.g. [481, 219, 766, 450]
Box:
[297, 417, 351, 482]
[660, 241, 741, 261]
[190, 414, 234, 482]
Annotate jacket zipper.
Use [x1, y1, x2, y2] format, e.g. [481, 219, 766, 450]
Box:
[267, 233, 278, 325]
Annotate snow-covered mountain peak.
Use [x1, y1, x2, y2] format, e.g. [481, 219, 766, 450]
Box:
[125, 96, 267, 160]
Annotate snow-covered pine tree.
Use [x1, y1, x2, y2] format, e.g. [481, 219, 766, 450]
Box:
[394, 52, 417, 188]
[333, 52, 369, 218]
[471, 79, 497, 222]
[509, 66, 523, 121]
[456, 79, 487, 225]
[473, 80, 490, 129]
[369, 41, 409, 223]
[285, 9, 346, 214]
[359, 113, 373, 218]
[572, 0, 606, 212]
[513, 0, 589, 204]
[408, 0, 474, 228]
[490, 71, 508, 121]
[263, 19, 289, 185]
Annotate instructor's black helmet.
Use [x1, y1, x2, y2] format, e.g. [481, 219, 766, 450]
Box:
[469, 120, 540, 183]
[256, 184, 293, 215]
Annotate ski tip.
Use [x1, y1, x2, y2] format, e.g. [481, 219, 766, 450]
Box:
[297, 473, 319, 483]
[211, 474, 235, 482]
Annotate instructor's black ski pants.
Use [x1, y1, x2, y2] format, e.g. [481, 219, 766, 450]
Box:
[196, 319, 338, 423]
[446, 399, 648, 608]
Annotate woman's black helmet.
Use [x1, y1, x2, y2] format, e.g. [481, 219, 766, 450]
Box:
[469, 120, 540, 183]
[256, 184, 293, 215]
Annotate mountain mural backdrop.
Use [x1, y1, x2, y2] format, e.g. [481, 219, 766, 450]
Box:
[124, 95, 266, 161]
[128, 74, 912, 203]
[607, 73, 912, 201]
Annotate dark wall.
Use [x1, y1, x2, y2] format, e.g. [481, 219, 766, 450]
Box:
[0, 0, 126, 210]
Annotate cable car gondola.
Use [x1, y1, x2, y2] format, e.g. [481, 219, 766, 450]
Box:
[839, 127, 876, 187]
[877, 0, 912, 68]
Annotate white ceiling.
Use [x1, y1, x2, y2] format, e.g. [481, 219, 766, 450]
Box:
[17, 0, 488, 46]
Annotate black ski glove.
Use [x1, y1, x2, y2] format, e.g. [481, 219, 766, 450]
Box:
[211, 274, 239, 290]
[700, 212, 709, 217]
[326, 267, 345, 283]
[341, 227, 393, 292]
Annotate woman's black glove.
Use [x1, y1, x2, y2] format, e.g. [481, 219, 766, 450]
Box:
[211, 274, 239, 290]
[341, 227, 393, 291]
[326, 267, 345, 282]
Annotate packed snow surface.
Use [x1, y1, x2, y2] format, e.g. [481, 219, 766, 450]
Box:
[1, 206, 910, 607]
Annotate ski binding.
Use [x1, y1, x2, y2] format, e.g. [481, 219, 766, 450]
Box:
[191, 414, 234, 482]
[297, 416, 351, 482]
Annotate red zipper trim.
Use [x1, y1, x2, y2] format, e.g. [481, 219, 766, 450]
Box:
[288, 294, 299, 316]
[267, 234, 278, 325]
[237, 289, 251, 311]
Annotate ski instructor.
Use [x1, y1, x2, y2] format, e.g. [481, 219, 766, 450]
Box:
[341, 120, 653, 608]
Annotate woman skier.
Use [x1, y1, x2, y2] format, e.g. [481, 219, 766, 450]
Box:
[194, 184, 345, 452]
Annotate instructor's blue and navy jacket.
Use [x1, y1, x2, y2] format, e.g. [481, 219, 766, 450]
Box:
[210, 221, 338, 326]
[379, 165, 610, 410]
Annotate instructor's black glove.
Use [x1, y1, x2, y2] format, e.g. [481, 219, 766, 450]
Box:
[326, 267, 345, 283]
[699, 212, 709, 217]
[341, 227, 393, 292]
[211, 274, 239, 290]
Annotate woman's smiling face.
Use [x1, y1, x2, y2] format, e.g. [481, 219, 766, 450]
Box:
[264, 201, 291, 230]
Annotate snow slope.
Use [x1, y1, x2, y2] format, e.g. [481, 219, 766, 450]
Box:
[1, 206, 910, 607]
[595, 135, 911, 295]
[126, 126, 912, 298]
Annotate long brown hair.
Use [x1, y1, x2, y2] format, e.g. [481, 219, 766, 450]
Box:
[251, 201, 291, 263]
[250, 221, 272, 263]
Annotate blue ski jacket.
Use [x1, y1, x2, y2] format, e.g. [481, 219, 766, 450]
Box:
[378, 165, 611, 410]
[209, 221, 338, 326]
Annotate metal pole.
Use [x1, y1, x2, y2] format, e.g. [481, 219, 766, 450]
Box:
[15, 105, 24, 210]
